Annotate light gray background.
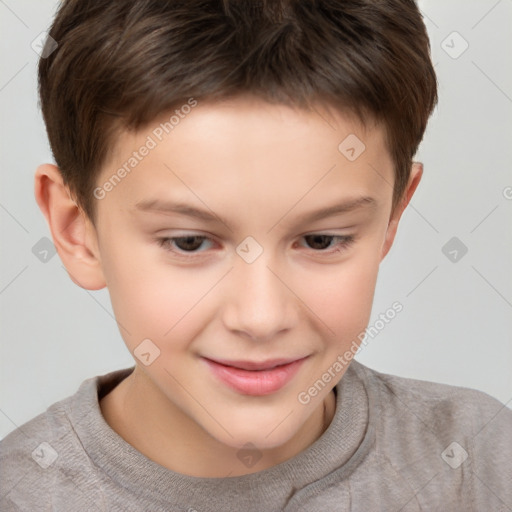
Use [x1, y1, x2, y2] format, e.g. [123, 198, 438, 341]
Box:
[1, 0, 511, 440]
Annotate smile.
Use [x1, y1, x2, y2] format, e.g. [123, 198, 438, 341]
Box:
[202, 356, 309, 396]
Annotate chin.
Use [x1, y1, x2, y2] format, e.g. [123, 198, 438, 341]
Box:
[208, 415, 303, 452]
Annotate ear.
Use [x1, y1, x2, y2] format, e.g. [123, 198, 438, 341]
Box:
[380, 162, 423, 261]
[34, 163, 106, 290]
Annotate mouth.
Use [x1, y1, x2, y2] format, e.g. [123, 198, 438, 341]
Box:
[202, 356, 309, 396]
[205, 357, 307, 371]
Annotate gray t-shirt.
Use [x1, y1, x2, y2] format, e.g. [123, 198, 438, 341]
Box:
[1, 360, 511, 511]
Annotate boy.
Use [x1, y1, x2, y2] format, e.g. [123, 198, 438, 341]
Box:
[1, 0, 511, 510]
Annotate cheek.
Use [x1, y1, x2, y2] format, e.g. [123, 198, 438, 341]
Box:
[102, 246, 248, 373]
[297, 254, 379, 346]
[100, 241, 213, 349]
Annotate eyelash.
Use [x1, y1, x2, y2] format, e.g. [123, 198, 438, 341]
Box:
[156, 233, 356, 259]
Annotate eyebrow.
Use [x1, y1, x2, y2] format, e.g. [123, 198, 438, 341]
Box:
[134, 195, 377, 229]
[282, 196, 377, 226]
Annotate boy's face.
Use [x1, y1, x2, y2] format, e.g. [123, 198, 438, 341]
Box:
[72, 96, 417, 450]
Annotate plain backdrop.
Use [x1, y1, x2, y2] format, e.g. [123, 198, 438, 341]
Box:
[1, 0, 511, 440]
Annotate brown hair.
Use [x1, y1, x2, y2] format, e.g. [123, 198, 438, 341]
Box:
[38, 0, 438, 222]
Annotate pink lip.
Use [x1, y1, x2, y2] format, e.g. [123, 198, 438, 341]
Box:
[203, 356, 308, 396]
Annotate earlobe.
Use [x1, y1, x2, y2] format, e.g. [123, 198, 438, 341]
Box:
[380, 162, 423, 261]
[34, 163, 106, 290]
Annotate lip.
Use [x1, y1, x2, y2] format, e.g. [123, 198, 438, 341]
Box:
[206, 357, 305, 371]
[202, 356, 309, 396]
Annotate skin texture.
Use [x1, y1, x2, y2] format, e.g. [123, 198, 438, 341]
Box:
[34, 95, 422, 478]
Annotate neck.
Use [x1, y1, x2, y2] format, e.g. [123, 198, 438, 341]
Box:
[100, 366, 337, 478]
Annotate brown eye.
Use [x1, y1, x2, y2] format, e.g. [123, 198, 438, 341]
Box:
[172, 236, 206, 252]
[299, 234, 355, 254]
[303, 234, 335, 250]
[157, 235, 213, 254]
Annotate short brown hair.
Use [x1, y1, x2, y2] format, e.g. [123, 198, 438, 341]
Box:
[38, 0, 438, 222]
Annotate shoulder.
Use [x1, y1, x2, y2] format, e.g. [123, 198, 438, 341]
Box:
[1, 393, 74, 464]
[351, 361, 512, 508]
[0, 395, 81, 510]
[361, 362, 512, 436]
[0, 369, 130, 511]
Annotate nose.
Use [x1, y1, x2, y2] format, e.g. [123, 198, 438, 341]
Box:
[222, 250, 298, 342]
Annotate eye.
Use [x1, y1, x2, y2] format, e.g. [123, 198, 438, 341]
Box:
[156, 233, 355, 259]
[299, 234, 355, 253]
[157, 235, 214, 255]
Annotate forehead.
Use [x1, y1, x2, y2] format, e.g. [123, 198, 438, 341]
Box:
[98, 96, 394, 223]
[145, 96, 381, 155]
